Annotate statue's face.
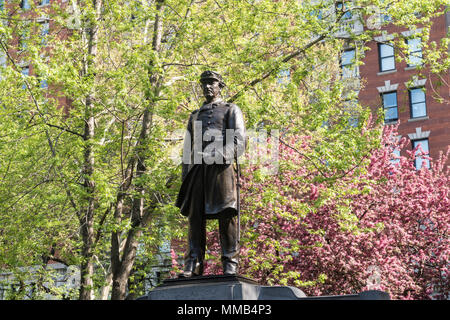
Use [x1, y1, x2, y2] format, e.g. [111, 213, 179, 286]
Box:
[201, 79, 221, 101]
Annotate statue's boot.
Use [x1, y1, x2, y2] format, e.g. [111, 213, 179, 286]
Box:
[219, 214, 239, 275]
[178, 258, 204, 278]
[222, 258, 238, 275]
[179, 210, 206, 278]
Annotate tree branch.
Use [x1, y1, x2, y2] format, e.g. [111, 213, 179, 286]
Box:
[94, 204, 112, 246]
[227, 33, 326, 103]
[45, 123, 84, 138]
[5, 179, 53, 211]
[0, 39, 84, 139]
[227, 8, 352, 102]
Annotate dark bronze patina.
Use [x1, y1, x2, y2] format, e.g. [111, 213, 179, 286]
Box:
[175, 71, 246, 277]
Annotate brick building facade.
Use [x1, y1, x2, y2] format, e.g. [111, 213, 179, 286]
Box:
[358, 11, 449, 168]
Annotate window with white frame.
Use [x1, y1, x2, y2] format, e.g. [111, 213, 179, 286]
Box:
[381, 91, 398, 123]
[390, 147, 401, 165]
[409, 87, 427, 118]
[39, 20, 50, 45]
[341, 48, 358, 78]
[412, 139, 429, 169]
[378, 43, 395, 72]
[21, 66, 30, 76]
[21, 0, 30, 10]
[407, 38, 423, 67]
[343, 99, 359, 127]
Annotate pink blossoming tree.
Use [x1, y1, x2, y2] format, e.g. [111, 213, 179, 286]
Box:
[199, 124, 449, 300]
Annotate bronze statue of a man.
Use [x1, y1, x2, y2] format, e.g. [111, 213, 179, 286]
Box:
[175, 71, 246, 277]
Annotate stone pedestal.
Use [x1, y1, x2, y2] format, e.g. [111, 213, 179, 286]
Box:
[138, 275, 390, 300]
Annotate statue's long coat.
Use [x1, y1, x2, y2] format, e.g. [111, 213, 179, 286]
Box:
[175, 100, 246, 218]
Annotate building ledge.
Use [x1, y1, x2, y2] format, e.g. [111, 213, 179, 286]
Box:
[377, 69, 397, 76]
[408, 116, 429, 122]
[408, 127, 430, 140]
[404, 66, 419, 71]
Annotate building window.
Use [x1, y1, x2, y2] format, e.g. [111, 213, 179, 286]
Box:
[380, 13, 391, 23]
[412, 139, 429, 169]
[21, 66, 29, 90]
[341, 48, 358, 78]
[40, 20, 50, 36]
[39, 0, 50, 5]
[381, 91, 398, 123]
[378, 43, 395, 72]
[310, 8, 323, 20]
[21, 66, 30, 75]
[18, 22, 32, 51]
[277, 69, 290, 86]
[39, 20, 50, 45]
[19, 38, 25, 51]
[19, 32, 29, 51]
[409, 87, 427, 118]
[407, 38, 423, 67]
[38, 73, 48, 89]
[379, 0, 392, 23]
[390, 147, 401, 165]
[40, 79, 48, 89]
[38, 75, 48, 89]
[21, 0, 30, 10]
[0, 52, 6, 80]
[336, 1, 353, 20]
[343, 99, 359, 127]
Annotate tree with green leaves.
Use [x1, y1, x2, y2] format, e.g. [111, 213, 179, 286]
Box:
[0, 0, 447, 299]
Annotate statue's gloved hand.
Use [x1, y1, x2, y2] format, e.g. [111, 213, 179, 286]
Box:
[199, 150, 224, 164]
[199, 151, 215, 163]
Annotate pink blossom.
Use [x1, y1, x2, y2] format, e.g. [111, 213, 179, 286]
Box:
[172, 126, 449, 300]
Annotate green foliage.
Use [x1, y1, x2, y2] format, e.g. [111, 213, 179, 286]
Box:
[0, 0, 447, 299]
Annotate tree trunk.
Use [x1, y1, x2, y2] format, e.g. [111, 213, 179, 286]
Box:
[99, 268, 113, 300]
[110, 0, 164, 300]
[78, 0, 102, 300]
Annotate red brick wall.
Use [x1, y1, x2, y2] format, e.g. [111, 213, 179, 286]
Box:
[359, 13, 449, 164]
[5, 0, 72, 114]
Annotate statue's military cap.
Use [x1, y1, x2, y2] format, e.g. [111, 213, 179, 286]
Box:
[200, 70, 226, 87]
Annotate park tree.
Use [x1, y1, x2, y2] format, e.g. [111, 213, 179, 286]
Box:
[201, 124, 449, 300]
[0, 0, 448, 299]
